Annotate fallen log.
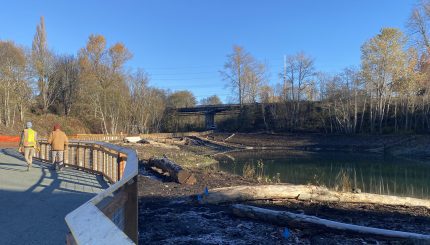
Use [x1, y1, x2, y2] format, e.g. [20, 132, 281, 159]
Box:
[201, 184, 430, 209]
[124, 136, 143, 143]
[147, 157, 196, 185]
[231, 204, 430, 241]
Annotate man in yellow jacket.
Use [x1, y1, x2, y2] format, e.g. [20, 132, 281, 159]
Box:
[19, 121, 39, 171]
[48, 124, 69, 171]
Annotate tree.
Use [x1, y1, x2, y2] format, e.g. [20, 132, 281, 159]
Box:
[281, 52, 315, 102]
[167, 90, 196, 108]
[243, 61, 267, 103]
[279, 52, 315, 128]
[221, 45, 266, 105]
[31, 16, 57, 112]
[0, 41, 28, 126]
[361, 28, 408, 133]
[128, 69, 167, 133]
[258, 85, 276, 103]
[49, 55, 79, 115]
[408, 1, 430, 53]
[78, 34, 132, 134]
[200, 95, 222, 105]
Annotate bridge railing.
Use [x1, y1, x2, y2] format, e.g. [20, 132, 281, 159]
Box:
[139, 130, 214, 140]
[36, 140, 138, 244]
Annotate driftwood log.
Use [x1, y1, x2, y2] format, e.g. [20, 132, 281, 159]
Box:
[231, 204, 430, 241]
[148, 157, 196, 185]
[201, 185, 430, 209]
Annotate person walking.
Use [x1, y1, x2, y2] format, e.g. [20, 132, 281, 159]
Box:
[19, 121, 39, 171]
[48, 124, 69, 171]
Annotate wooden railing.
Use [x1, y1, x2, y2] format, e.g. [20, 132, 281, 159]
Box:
[36, 140, 138, 244]
[68, 134, 125, 142]
[38, 141, 127, 183]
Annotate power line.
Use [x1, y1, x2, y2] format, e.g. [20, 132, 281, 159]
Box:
[151, 77, 220, 81]
[156, 84, 224, 89]
[144, 65, 222, 71]
[149, 71, 219, 76]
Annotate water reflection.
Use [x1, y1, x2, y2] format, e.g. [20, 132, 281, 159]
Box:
[216, 150, 430, 199]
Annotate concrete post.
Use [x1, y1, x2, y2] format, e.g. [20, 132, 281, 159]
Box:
[205, 111, 216, 129]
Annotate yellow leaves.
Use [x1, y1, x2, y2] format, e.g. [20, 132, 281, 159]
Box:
[109, 42, 132, 69]
[109, 43, 126, 54]
[0, 41, 26, 79]
[361, 28, 408, 88]
[86, 34, 106, 59]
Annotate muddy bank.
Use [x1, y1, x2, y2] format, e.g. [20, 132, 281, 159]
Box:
[207, 132, 423, 154]
[138, 166, 430, 244]
[133, 132, 430, 244]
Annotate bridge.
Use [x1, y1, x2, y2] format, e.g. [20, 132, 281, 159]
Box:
[172, 104, 242, 129]
[0, 136, 138, 244]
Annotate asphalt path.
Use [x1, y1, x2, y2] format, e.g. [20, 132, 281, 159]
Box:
[0, 148, 108, 245]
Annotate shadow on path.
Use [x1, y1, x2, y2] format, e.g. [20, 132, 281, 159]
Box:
[0, 148, 108, 245]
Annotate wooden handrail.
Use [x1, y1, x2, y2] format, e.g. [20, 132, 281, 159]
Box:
[37, 140, 125, 183]
[36, 140, 138, 244]
[68, 134, 126, 142]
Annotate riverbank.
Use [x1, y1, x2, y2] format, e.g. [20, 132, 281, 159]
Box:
[206, 132, 423, 155]
[131, 133, 430, 244]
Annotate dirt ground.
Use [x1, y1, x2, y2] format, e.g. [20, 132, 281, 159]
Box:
[135, 133, 430, 244]
[137, 166, 430, 244]
[209, 132, 409, 150]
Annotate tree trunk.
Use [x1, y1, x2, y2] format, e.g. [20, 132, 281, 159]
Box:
[353, 87, 357, 133]
[147, 157, 196, 185]
[231, 204, 430, 241]
[201, 185, 430, 209]
[394, 98, 398, 133]
[359, 96, 367, 133]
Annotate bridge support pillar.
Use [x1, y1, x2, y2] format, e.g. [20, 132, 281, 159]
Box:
[205, 111, 216, 129]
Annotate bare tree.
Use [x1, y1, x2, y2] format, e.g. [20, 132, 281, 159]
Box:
[242, 61, 267, 103]
[31, 16, 57, 112]
[78, 34, 132, 134]
[128, 69, 167, 133]
[200, 95, 222, 105]
[280, 52, 315, 128]
[408, 1, 430, 53]
[167, 90, 196, 108]
[361, 28, 408, 133]
[0, 41, 27, 126]
[50, 55, 79, 115]
[220, 45, 253, 106]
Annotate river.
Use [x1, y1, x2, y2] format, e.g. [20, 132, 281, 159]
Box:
[216, 150, 430, 199]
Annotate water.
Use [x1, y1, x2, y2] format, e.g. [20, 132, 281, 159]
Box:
[216, 150, 430, 199]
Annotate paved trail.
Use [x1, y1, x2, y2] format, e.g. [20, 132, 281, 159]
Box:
[0, 148, 108, 245]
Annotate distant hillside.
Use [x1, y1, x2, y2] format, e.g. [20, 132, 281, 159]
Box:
[0, 114, 91, 137]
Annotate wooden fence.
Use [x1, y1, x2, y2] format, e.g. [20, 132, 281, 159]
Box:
[36, 140, 138, 244]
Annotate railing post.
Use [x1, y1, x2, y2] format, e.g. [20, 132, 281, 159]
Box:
[113, 155, 118, 182]
[76, 144, 81, 168]
[92, 147, 97, 171]
[108, 154, 112, 180]
[117, 153, 127, 181]
[83, 147, 87, 169]
[65, 145, 69, 165]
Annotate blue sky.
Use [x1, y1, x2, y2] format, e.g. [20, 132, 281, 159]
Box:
[0, 0, 417, 103]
